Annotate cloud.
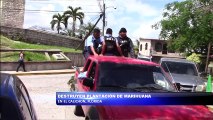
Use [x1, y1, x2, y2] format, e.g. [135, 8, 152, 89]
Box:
[24, 0, 170, 40]
[132, 16, 163, 40]
[24, 3, 55, 28]
[121, 0, 159, 17]
[104, 0, 162, 39]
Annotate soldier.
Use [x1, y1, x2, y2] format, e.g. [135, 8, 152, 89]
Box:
[100, 28, 123, 56]
[116, 28, 135, 58]
[83, 28, 104, 60]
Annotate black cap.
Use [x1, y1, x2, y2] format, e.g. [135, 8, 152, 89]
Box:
[93, 28, 100, 33]
[106, 28, 112, 34]
[119, 27, 127, 33]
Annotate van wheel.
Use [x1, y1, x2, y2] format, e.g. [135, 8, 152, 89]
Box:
[74, 105, 84, 117]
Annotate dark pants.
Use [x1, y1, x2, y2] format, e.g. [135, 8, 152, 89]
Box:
[123, 52, 129, 57]
[16, 60, 26, 72]
[83, 51, 90, 60]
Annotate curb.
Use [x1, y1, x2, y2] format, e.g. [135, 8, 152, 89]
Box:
[1, 69, 83, 76]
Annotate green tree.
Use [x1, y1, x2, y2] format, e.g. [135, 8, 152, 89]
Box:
[80, 22, 94, 37]
[64, 6, 84, 37]
[50, 13, 67, 34]
[153, 0, 213, 54]
[186, 53, 201, 64]
[61, 29, 73, 36]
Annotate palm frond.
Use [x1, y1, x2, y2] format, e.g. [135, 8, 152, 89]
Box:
[50, 20, 57, 30]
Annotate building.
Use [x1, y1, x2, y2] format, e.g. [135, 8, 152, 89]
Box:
[138, 38, 184, 63]
[0, 0, 25, 28]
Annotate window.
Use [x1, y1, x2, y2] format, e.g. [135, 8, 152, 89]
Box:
[155, 42, 162, 52]
[97, 62, 175, 92]
[161, 61, 198, 76]
[145, 43, 148, 50]
[153, 72, 169, 89]
[140, 44, 142, 51]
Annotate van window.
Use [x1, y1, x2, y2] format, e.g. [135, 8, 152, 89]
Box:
[161, 61, 198, 76]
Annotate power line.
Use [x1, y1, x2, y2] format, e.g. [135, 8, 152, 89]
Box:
[26, 2, 98, 6]
[0, 8, 101, 13]
[88, 15, 100, 23]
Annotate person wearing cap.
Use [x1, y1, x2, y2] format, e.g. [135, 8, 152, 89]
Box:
[116, 27, 135, 58]
[83, 28, 104, 60]
[100, 28, 123, 56]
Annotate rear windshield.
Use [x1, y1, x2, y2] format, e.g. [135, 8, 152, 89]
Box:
[161, 61, 198, 76]
[97, 62, 175, 92]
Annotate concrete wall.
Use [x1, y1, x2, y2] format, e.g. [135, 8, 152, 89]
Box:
[0, 53, 86, 71]
[0, 26, 83, 49]
[0, 61, 72, 71]
[0, 0, 25, 28]
[64, 53, 85, 67]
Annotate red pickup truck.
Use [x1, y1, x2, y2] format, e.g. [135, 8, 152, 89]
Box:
[74, 56, 213, 120]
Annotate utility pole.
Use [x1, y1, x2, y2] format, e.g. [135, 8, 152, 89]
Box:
[0, 0, 3, 22]
[75, 14, 104, 50]
[102, 3, 105, 36]
[205, 42, 212, 73]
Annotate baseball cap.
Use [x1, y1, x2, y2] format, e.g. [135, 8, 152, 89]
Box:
[106, 28, 112, 34]
[119, 27, 127, 33]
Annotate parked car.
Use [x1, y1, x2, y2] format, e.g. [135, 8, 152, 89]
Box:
[73, 56, 213, 120]
[159, 58, 206, 92]
[0, 73, 37, 120]
[137, 53, 152, 62]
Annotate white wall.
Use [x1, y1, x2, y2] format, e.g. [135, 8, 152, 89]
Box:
[139, 39, 151, 56]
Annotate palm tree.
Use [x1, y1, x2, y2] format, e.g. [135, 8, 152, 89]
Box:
[63, 6, 84, 36]
[84, 22, 94, 33]
[50, 13, 66, 34]
[62, 29, 73, 36]
[79, 22, 94, 37]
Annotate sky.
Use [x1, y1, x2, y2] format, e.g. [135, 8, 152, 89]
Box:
[24, 0, 184, 42]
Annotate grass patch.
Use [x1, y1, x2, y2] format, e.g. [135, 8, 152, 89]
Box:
[0, 35, 82, 53]
[25, 52, 49, 61]
[0, 35, 82, 62]
[1, 52, 49, 62]
[1, 52, 20, 62]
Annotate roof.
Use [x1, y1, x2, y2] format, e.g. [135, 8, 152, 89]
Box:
[140, 38, 165, 41]
[160, 58, 195, 64]
[88, 56, 159, 66]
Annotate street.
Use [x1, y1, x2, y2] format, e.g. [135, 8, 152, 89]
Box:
[18, 74, 84, 120]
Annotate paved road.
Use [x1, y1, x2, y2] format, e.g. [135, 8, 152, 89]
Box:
[18, 74, 84, 120]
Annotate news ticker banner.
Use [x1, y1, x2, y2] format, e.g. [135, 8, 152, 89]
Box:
[56, 92, 213, 105]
